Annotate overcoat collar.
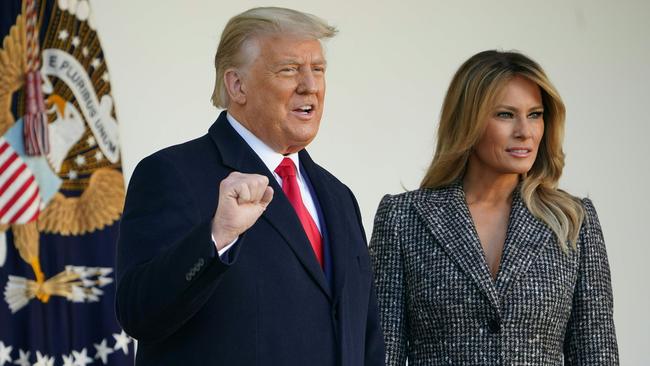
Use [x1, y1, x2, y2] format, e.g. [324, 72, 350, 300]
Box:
[413, 182, 555, 312]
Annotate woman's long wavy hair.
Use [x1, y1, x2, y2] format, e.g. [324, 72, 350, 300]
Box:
[420, 50, 584, 250]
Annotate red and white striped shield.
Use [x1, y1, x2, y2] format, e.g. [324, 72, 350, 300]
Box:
[0, 136, 41, 225]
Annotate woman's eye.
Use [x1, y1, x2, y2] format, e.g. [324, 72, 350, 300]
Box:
[529, 111, 544, 119]
[496, 111, 513, 118]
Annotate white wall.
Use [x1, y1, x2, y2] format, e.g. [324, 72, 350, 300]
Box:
[91, 0, 650, 363]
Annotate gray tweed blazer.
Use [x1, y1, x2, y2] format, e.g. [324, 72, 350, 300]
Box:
[369, 183, 618, 365]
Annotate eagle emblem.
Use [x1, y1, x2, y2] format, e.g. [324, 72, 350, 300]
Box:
[0, 0, 124, 313]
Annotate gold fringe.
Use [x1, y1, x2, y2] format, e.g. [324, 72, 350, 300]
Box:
[0, 14, 27, 136]
[38, 168, 125, 235]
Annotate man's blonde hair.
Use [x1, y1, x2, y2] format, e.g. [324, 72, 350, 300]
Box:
[421, 50, 585, 251]
[211, 7, 337, 109]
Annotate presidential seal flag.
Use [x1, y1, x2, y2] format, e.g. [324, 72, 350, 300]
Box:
[0, 0, 134, 365]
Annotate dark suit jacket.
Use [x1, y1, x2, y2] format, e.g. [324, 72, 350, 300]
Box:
[369, 183, 618, 365]
[116, 112, 385, 365]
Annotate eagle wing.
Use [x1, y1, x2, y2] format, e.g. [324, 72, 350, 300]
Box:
[38, 168, 125, 235]
[0, 14, 27, 137]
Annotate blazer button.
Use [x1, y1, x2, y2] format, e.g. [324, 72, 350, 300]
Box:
[487, 318, 501, 334]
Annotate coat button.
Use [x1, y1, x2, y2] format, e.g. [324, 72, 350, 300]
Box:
[487, 318, 501, 334]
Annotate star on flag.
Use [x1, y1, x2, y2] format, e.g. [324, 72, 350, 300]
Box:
[33, 351, 54, 366]
[112, 330, 131, 355]
[14, 349, 30, 366]
[61, 354, 75, 366]
[94, 339, 113, 364]
[75, 154, 87, 166]
[0, 341, 12, 365]
[58, 29, 69, 41]
[72, 348, 93, 366]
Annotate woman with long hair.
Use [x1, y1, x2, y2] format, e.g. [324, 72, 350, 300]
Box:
[370, 50, 618, 365]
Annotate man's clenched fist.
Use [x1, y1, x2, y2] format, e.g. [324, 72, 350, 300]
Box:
[212, 172, 274, 249]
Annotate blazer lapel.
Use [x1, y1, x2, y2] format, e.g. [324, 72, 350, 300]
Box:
[299, 150, 349, 304]
[494, 190, 554, 299]
[413, 184, 500, 311]
[208, 113, 332, 300]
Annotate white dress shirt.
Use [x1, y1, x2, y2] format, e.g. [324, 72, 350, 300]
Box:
[216, 113, 322, 256]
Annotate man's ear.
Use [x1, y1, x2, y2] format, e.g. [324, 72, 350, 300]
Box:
[224, 68, 247, 105]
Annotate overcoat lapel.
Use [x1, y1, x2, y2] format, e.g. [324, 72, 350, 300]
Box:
[413, 184, 501, 311]
[494, 190, 555, 299]
[208, 113, 332, 300]
[299, 150, 350, 305]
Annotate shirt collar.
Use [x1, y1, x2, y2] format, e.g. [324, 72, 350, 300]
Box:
[226, 112, 300, 175]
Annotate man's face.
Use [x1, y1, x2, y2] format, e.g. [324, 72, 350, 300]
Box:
[237, 35, 326, 154]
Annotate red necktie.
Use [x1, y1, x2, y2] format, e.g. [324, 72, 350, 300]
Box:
[275, 158, 324, 268]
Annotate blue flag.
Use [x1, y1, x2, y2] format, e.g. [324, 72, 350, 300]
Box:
[0, 0, 134, 365]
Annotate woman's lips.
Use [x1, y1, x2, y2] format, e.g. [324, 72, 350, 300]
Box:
[506, 148, 532, 158]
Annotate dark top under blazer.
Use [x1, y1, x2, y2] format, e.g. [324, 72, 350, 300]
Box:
[116, 112, 385, 365]
[369, 183, 618, 365]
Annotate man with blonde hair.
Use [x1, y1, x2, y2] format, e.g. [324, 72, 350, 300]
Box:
[116, 7, 385, 365]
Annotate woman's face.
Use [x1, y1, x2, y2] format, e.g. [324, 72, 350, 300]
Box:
[470, 76, 545, 177]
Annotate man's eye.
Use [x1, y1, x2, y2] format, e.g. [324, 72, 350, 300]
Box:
[496, 111, 513, 118]
[313, 66, 325, 73]
[280, 67, 297, 73]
